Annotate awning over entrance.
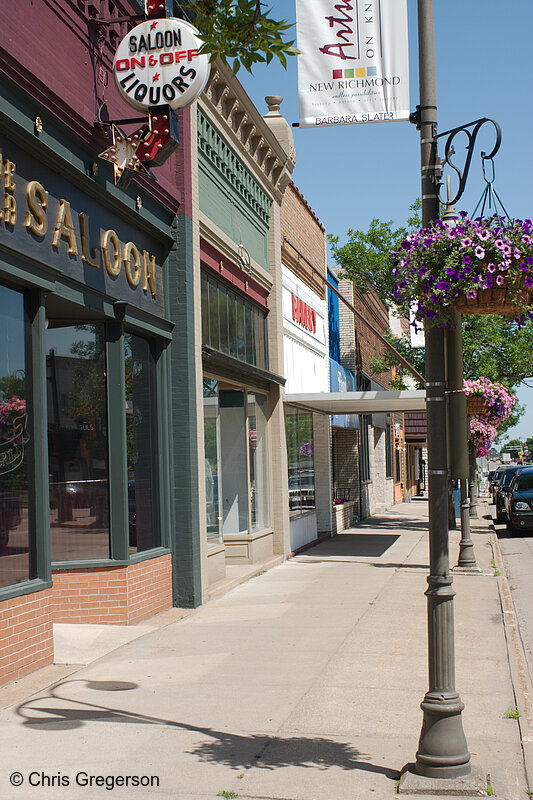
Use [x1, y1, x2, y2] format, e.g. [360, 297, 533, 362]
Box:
[284, 390, 426, 414]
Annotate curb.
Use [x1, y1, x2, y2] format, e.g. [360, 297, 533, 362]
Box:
[490, 526, 533, 795]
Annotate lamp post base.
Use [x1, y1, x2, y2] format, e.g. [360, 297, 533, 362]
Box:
[415, 693, 471, 778]
[399, 763, 488, 795]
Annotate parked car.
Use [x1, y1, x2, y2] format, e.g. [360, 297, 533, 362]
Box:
[504, 467, 533, 534]
[490, 466, 507, 504]
[494, 465, 523, 524]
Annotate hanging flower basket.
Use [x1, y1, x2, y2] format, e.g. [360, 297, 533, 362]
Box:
[464, 378, 516, 425]
[392, 214, 533, 326]
[455, 275, 533, 316]
[466, 395, 488, 415]
[463, 378, 517, 455]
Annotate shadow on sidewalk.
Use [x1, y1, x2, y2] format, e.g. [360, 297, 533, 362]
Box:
[356, 518, 428, 532]
[17, 680, 400, 781]
[296, 533, 400, 558]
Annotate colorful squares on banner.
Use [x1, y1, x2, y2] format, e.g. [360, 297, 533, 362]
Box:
[332, 67, 380, 79]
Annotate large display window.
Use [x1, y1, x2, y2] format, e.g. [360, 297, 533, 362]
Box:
[286, 408, 315, 515]
[47, 324, 110, 561]
[0, 286, 33, 589]
[203, 379, 222, 546]
[45, 309, 164, 565]
[203, 378, 271, 543]
[125, 333, 160, 554]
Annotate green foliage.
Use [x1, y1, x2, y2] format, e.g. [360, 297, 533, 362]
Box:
[504, 707, 520, 719]
[368, 329, 425, 389]
[462, 315, 533, 387]
[328, 200, 421, 305]
[184, 0, 300, 73]
[0, 373, 25, 402]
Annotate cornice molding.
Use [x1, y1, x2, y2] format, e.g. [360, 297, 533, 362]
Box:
[200, 60, 295, 201]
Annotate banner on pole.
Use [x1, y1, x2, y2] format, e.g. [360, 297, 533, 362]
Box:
[295, 0, 410, 128]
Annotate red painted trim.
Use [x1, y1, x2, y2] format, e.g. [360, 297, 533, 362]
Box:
[200, 238, 268, 308]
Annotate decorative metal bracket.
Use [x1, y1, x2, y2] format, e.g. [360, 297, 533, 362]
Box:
[436, 118, 501, 207]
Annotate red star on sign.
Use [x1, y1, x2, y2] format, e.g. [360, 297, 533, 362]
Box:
[152, 72, 160, 82]
[97, 124, 151, 186]
[150, 20, 157, 29]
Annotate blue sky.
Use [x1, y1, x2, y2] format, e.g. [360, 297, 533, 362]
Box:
[236, 0, 533, 441]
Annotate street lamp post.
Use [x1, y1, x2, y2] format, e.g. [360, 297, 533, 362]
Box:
[412, 0, 470, 778]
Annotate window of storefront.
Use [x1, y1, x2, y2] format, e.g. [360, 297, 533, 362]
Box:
[125, 333, 160, 554]
[201, 273, 268, 370]
[385, 424, 393, 478]
[286, 408, 315, 515]
[248, 391, 269, 532]
[203, 378, 270, 542]
[394, 427, 402, 482]
[0, 286, 33, 589]
[203, 379, 222, 546]
[47, 324, 110, 561]
[45, 312, 164, 565]
[360, 415, 371, 482]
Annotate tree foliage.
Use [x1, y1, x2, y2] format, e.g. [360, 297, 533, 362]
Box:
[328, 201, 421, 305]
[462, 315, 533, 387]
[184, 0, 300, 74]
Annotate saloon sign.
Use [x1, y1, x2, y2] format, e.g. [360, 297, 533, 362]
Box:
[113, 18, 210, 113]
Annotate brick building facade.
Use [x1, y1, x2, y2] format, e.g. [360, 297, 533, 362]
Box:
[281, 183, 332, 552]
[335, 277, 400, 517]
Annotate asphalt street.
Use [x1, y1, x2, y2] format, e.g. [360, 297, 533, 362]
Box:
[493, 507, 533, 695]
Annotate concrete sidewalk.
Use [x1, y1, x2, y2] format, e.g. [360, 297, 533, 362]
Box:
[0, 500, 530, 799]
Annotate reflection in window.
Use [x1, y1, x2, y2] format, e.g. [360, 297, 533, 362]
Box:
[248, 392, 270, 532]
[220, 390, 248, 535]
[0, 286, 32, 589]
[47, 324, 110, 561]
[385, 424, 393, 478]
[360, 415, 370, 482]
[286, 408, 315, 515]
[125, 333, 159, 554]
[203, 380, 222, 546]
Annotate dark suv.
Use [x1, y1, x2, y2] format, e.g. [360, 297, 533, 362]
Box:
[494, 465, 524, 524]
[504, 467, 533, 534]
[490, 466, 507, 504]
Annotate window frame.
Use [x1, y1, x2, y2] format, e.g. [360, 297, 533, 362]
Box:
[51, 320, 170, 570]
[0, 288, 52, 601]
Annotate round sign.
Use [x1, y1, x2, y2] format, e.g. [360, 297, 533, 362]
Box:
[113, 18, 210, 113]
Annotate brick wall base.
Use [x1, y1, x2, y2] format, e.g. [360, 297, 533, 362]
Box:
[0, 588, 54, 687]
[52, 554, 172, 625]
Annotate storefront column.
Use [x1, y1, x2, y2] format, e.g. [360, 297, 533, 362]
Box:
[166, 214, 204, 607]
[313, 412, 333, 535]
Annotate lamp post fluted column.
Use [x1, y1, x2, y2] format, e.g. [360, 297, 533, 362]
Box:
[414, 0, 471, 778]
